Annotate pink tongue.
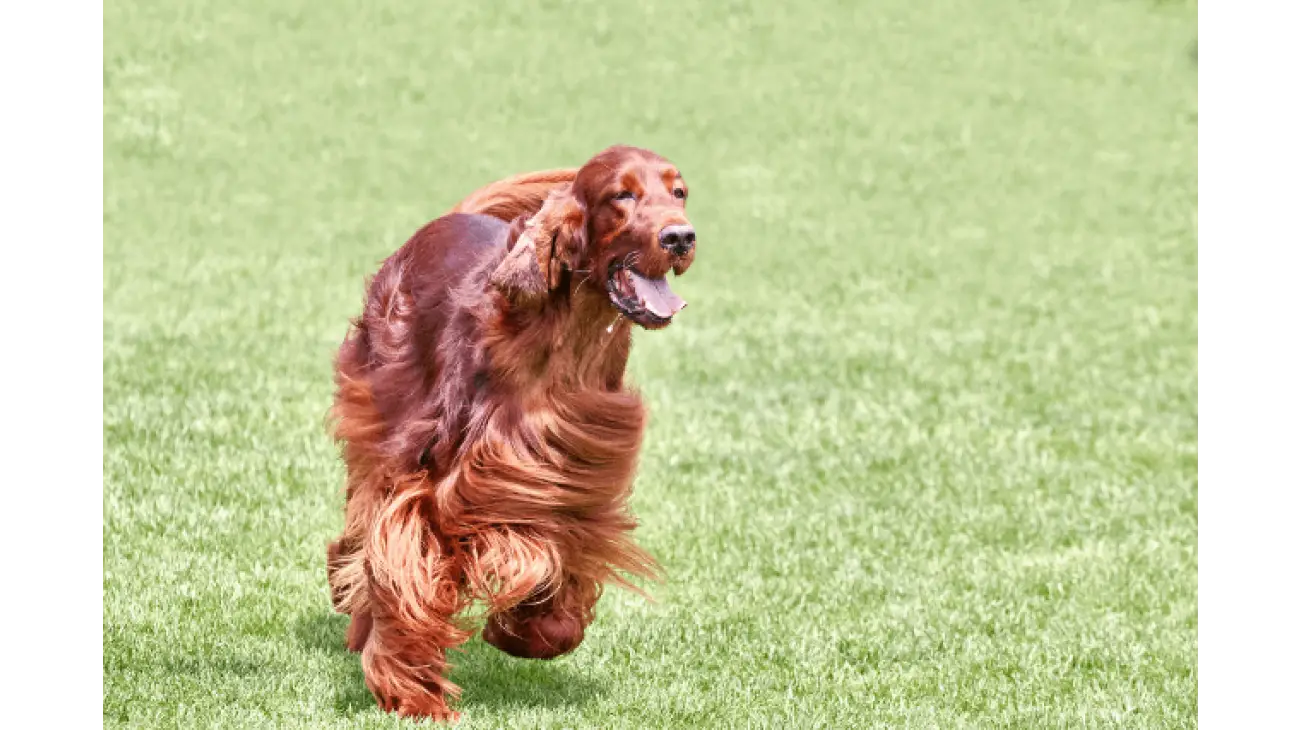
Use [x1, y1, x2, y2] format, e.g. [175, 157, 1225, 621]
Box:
[629, 272, 686, 318]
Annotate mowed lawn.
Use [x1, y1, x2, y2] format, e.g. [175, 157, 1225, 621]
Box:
[103, 1, 1197, 728]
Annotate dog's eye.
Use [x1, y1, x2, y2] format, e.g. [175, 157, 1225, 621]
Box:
[673, 188, 687, 200]
[613, 191, 636, 202]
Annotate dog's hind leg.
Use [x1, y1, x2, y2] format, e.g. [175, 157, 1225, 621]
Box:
[328, 535, 376, 653]
[344, 608, 373, 653]
[327, 474, 385, 652]
[327, 344, 392, 652]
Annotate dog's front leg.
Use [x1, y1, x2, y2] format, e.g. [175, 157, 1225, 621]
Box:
[362, 595, 467, 721]
[359, 489, 470, 721]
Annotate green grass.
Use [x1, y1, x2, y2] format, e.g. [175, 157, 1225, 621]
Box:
[104, 1, 1197, 727]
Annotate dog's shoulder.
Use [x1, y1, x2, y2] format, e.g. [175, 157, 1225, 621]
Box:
[406, 213, 511, 273]
[438, 212, 512, 246]
[386, 213, 511, 310]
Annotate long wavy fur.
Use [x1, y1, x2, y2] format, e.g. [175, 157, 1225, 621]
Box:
[324, 152, 677, 721]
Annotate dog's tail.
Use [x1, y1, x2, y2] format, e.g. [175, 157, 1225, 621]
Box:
[449, 168, 578, 223]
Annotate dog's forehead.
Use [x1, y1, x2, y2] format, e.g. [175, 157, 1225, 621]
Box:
[577, 147, 679, 196]
[616, 163, 680, 193]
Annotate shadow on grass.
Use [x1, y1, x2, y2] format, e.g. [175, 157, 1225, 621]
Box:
[293, 610, 603, 718]
[293, 612, 373, 715]
[161, 654, 267, 678]
[451, 638, 604, 713]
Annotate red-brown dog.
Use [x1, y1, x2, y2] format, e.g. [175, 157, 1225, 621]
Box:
[325, 145, 697, 720]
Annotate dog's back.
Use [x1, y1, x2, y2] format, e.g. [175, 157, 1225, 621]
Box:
[336, 213, 511, 467]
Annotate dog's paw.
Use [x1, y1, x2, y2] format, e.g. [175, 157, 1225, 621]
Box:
[482, 611, 585, 660]
[395, 700, 460, 724]
[374, 690, 459, 723]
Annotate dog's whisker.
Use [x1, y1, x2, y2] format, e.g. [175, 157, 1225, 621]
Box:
[573, 267, 598, 289]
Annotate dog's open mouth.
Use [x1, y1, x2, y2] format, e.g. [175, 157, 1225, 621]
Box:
[606, 262, 686, 328]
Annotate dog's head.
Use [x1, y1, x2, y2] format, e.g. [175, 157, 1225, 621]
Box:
[491, 145, 695, 330]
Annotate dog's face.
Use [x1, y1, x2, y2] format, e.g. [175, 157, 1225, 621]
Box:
[571, 145, 696, 330]
[493, 146, 696, 330]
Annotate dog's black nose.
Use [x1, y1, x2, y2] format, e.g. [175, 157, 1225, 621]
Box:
[659, 224, 696, 257]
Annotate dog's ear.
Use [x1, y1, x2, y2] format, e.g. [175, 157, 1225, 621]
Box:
[538, 189, 587, 290]
[489, 186, 586, 303]
[489, 222, 547, 305]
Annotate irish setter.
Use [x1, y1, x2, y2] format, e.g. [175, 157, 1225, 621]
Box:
[325, 145, 697, 721]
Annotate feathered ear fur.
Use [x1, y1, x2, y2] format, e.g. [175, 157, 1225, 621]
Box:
[489, 185, 586, 304]
[489, 219, 547, 305]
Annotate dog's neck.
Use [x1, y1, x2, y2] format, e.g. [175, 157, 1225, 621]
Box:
[485, 285, 635, 394]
